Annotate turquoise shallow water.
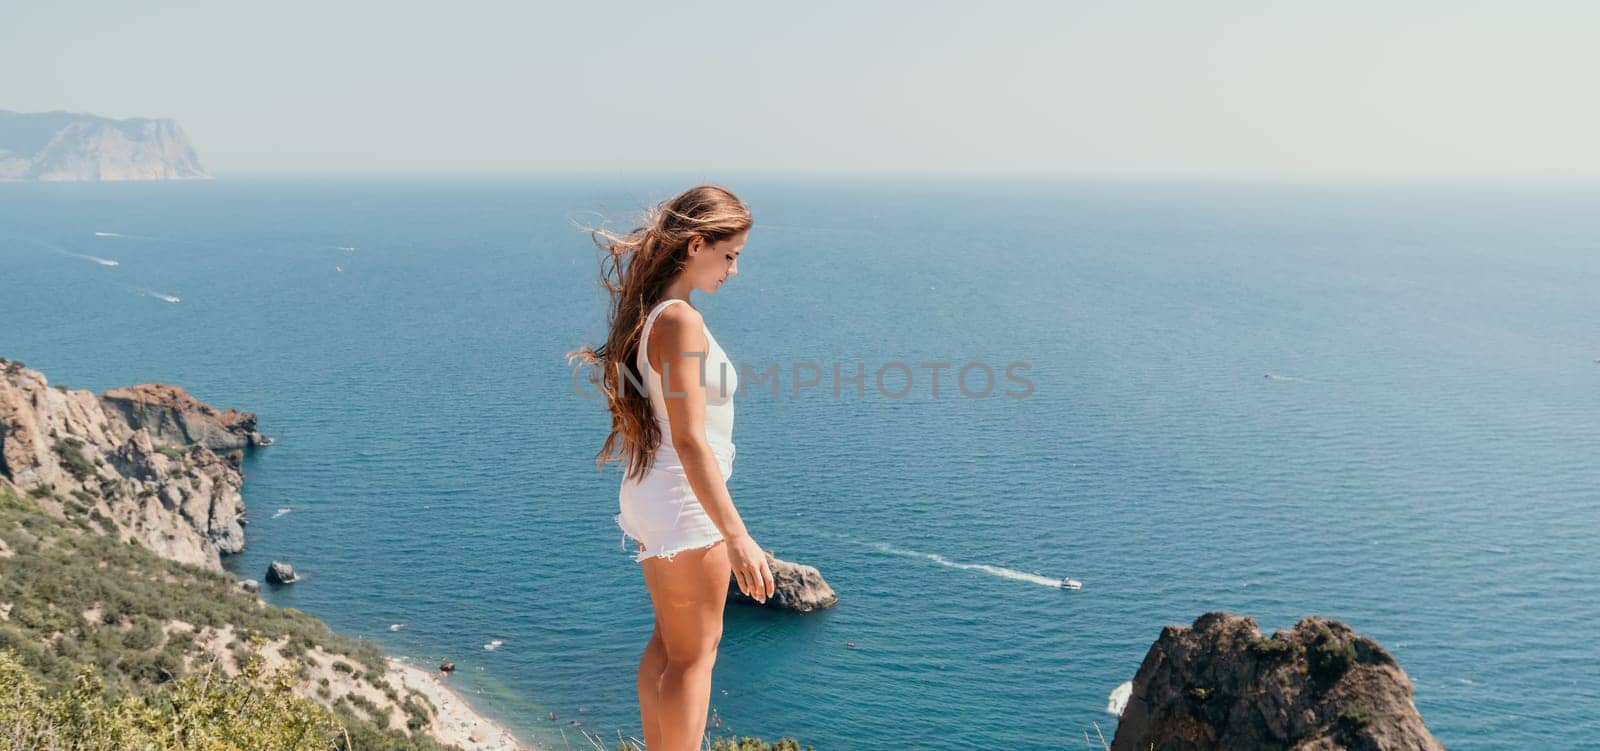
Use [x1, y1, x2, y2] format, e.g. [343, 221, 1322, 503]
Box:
[2, 177, 1598, 750]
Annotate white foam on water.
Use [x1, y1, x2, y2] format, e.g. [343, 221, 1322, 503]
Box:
[1107, 681, 1133, 716]
[93, 232, 123, 238]
[389, 623, 405, 631]
[271, 507, 292, 519]
[484, 639, 505, 651]
[86, 256, 119, 266]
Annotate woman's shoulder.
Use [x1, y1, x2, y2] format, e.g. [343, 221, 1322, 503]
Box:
[650, 300, 706, 343]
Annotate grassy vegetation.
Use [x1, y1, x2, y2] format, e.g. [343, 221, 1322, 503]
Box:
[0, 486, 447, 750]
[1250, 635, 1294, 656]
[0, 647, 344, 750]
[153, 444, 188, 461]
[0, 479, 813, 751]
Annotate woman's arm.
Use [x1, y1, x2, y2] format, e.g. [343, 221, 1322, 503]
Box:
[650, 305, 774, 601]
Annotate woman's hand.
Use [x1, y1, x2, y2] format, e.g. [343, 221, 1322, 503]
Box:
[726, 532, 775, 603]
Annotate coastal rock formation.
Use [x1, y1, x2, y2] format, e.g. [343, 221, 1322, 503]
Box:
[0, 110, 210, 182]
[265, 560, 299, 585]
[0, 358, 526, 750]
[101, 383, 268, 451]
[727, 550, 838, 612]
[0, 358, 254, 571]
[1111, 611, 1443, 751]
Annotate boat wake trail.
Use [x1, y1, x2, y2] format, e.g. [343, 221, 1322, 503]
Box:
[868, 542, 1065, 588]
[24, 237, 120, 267]
[93, 231, 124, 238]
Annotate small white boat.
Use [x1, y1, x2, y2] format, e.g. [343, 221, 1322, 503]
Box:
[1060, 577, 1083, 590]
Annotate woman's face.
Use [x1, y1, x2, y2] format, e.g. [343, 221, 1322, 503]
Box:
[686, 230, 747, 294]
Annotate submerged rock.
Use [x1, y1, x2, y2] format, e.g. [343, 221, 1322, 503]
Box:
[1111, 611, 1443, 751]
[727, 550, 837, 612]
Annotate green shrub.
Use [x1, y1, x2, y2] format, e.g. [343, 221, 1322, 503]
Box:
[0, 488, 38, 512]
[0, 648, 343, 750]
[1308, 624, 1356, 688]
[346, 692, 387, 723]
[122, 616, 165, 651]
[52, 437, 97, 481]
[1337, 704, 1372, 727]
[154, 445, 188, 461]
[1250, 636, 1294, 656]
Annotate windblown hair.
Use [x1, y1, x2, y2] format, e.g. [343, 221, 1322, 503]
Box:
[568, 184, 752, 481]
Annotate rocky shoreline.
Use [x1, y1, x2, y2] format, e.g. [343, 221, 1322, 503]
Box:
[1111, 611, 1444, 750]
[0, 357, 525, 750]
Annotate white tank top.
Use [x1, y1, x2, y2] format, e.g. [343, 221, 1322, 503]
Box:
[636, 298, 737, 476]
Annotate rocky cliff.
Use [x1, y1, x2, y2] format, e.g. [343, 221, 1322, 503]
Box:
[0, 110, 210, 181]
[1111, 611, 1443, 751]
[0, 358, 262, 571]
[0, 357, 508, 749]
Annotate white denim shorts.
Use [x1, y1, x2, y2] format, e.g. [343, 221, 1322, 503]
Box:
[615, 445, 734, 563]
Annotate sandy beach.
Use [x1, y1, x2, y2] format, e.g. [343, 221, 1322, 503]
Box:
[387, 657, 527, 751]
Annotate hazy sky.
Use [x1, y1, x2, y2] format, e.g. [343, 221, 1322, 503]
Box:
[3, 1, 1595, 176]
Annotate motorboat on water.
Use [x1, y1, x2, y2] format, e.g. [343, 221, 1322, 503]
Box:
[1033, 570, 1084, 590]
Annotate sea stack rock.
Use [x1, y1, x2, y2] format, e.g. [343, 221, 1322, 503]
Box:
[727, 550, 837, 612]
[1111, 611, 1443, 751]
[265, 560, 299, 585]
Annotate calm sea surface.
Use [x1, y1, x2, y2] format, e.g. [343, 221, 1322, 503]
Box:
[2, 177, 1597, 750]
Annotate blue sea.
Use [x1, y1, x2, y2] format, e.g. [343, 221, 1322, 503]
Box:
[2, 177, 1597, 750]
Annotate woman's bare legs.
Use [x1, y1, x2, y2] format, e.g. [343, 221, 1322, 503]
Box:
[636, 544, 668, 749]
[639, 540, 731, 751]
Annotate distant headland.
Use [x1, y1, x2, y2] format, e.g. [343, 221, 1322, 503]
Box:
[0, 109, 210, 181]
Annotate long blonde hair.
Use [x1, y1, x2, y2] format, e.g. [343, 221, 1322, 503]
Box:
[568, 184, 752, 481]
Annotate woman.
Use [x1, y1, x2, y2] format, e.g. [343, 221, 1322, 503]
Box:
[570, 184, 776, 751]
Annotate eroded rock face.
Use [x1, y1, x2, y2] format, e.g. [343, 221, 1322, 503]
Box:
[0, 359, 256, 571]
[101, 383, 266, 451]
[1111, 611, 1444, 751]
[727, 550, 838, 612]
